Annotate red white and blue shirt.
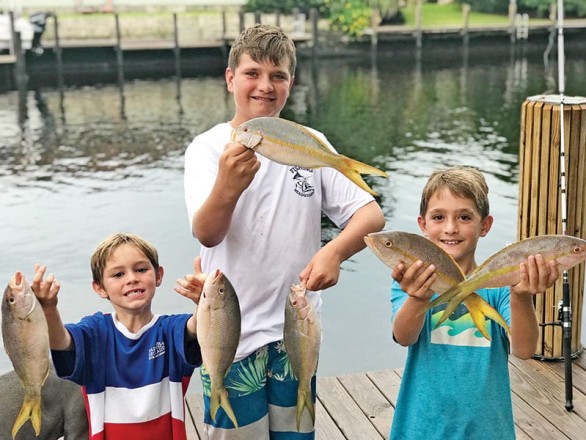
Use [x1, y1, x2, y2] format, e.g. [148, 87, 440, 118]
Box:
[52, 312, 201, 440]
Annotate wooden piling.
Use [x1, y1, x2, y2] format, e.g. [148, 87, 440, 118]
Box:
[518, 94, 586, 359]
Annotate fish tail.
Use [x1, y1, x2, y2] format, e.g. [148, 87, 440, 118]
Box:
[417, 285, 463, 318]
[12, 395, 42, 438]
[465, 292, 510, 335]
[335, 162, 380, 196]
[342, 156, 388, 177]
[210, 385, 239, 428]
[434, 290, 474, 327]
[296, 387, 315, 431]
[464, 293, 492, 340]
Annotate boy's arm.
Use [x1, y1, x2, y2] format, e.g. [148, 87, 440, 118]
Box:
[509, 255, 559, 359]
[391, 261, 437, 346]
[300, 201, 385, 291]
[31, 265, 73, 351]
[192, 142, 260, 247]
[174, 257, 207, 340]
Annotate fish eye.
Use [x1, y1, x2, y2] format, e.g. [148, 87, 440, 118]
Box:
[292, 300, 297, 306]
[385, 240, 392, 247]
[8, 297, 14, 304]
[243, 127, 249, 133]
[219, 288, 225, 295]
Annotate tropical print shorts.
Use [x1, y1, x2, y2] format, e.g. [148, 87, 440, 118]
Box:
[200, 340, 317, 440]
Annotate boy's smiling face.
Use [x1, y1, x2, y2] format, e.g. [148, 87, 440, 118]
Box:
[92, 243, 163, 315]
[226, 53, 294, 127]
[417, 187, 493, 275]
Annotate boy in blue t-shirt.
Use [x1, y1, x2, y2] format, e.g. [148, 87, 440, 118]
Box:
[32, 233, 206, 440]
[389, 166, 560, 440]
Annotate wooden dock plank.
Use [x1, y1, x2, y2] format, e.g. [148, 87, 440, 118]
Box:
[316, 376, 383, 439]
[509, 356, 586, 439]
[337, 372, 393, 438]
[512, 392, 570, 439]
[315, 399, 346, 440]
[184, 358, 586, 439]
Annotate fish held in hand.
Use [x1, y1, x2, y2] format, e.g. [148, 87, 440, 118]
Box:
[233, 117, 388, 196]
[428, 234, 586, 327]
[364, 231, 509, 339]
[283, 283, 321, 431]
[196, 269, 241, 428]
[2, 272, 50, 439]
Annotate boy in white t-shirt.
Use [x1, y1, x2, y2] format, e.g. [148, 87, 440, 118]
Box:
[183, 24, 385, 439]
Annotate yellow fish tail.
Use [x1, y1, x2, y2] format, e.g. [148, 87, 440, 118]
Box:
[12, 395, 42, 438]
[342, 155, 388, 177]
[209, 385, 239, 428]
[336, 157, 385, 196]
[465, 293, 510, 335]
[435, 289, 476, 327]
[296, 388, 315, 432]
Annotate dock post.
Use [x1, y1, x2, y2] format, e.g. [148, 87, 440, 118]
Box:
[9, 12, 26, 83]
[462, 3, 470, 43]
[254, 11, 261, 25]
[370, 7, 379, 52]
[173, 13, 181, 79]
[415, 0, 423, 48]
[114, 13, 124, 85]
[508, 0, 518, 42]
[52, 14, 64, 89]
[310, 8, 319, 54]
[517, 95, 586, 360]
[239, 10, 245, 32]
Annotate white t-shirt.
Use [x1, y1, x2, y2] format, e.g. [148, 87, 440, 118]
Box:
[184, 122, 374, 360]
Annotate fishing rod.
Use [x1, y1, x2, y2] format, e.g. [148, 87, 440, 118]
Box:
[556, 0, 573, 412]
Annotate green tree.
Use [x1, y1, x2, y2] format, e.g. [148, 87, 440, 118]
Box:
[244, 0, 329, 15]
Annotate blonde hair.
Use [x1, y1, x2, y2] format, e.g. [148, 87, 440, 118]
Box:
[419, 166, 490, 219]
[228, 24, 297, 76]
[90, 233, 159, 285]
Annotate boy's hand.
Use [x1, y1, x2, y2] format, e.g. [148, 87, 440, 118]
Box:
[392, 260, 437, 301]
[31, 264, 60, 309]
[511, 254, 559, 296]
[174, 256, 207, 304]
[217, 142, 261, 198]
[299, 247, 341, 291]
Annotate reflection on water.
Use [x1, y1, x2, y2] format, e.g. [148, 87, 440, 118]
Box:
[1, 40, 586, 377]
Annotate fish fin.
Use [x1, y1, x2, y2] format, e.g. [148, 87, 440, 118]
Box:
[422, 285, 463, 314]
[12, 395, 42, 438]
[209, 385, 239, 428]
[434, 290, 472, 327]
[220, 388, 239, 428]
[341, 155, 389, 177]
[464, 293, 492, 340]
[465, 293, 510, 335]
[296, 388, 315, 432]
[335, 160, 380, 196]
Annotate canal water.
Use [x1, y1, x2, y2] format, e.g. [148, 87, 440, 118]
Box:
[1, 38, 585, 379]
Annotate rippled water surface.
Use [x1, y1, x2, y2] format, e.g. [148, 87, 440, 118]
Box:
[1, 39, 586, 377]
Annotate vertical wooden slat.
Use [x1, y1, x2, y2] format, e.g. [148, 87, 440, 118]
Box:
[519, 95, 586, 359]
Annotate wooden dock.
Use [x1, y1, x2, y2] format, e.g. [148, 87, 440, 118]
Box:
[185, 355, 586, 439]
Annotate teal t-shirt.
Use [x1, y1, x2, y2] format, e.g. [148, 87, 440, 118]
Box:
[389, 281, 515, 440]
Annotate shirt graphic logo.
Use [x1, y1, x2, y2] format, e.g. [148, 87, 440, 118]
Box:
[290, 167, 314, 197]
[148, 341, 166, 360]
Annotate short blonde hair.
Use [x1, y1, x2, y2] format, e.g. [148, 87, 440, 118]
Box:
[90, 233, 159, 285]
[419, 166, 490, 219]
[228, 24, 297, 76]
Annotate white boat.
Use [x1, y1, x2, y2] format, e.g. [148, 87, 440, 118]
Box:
[0, 13, 33, 52]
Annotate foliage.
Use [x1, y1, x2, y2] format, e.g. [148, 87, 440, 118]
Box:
[403, 2, 508, 26]
[459, 0, 586, 18]
[243, 0, 329, 16]
[521, 0, 586, 17]
[324, 0, 372, 39]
